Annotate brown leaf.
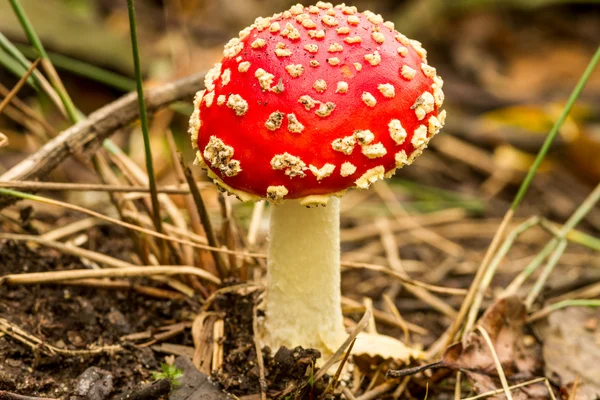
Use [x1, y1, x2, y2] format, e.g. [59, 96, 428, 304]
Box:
[536, 307, 600, 400]
[442, 297, 547, 399]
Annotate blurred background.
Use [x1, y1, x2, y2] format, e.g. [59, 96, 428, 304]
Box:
[1, 0, 599, 192]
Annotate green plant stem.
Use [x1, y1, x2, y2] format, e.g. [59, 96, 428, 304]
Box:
[0, 36, 40, 90]
[436, 45, 600, 353]
[8, 0, 81, 123]
[524, 183, 600, 307]
[566, 228, 600, 251]
[464, 216, 541, 330]
[528, 299, 600, 322]
[510, 45, 600, 210]
[126, 0, 163, 238]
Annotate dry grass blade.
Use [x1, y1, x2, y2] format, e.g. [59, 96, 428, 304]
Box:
[356, 380, 399, 400]
[180, 156, 228, 278]
[0, 188, 257, 258]
[459, 377, 546, 400]
[567, 376, 580, 400]
[0, 132, 8, 148]
[323, 338, 356, 396]
[341, 260, 467, 296]
[0, 82, 57, 137]
[191, 312, 217, 374]
[0, 265, 220, 286]
[247, 201, 265, 247]
[374, 181, 464, 257]
[314, 308, 372, 382]
[476, 326, 514, 400]
[211, 319, 224, 372]
[0, 72, 204, 194]
[0, 180, 201, 193]
[438, 209, 515, 351]
[464, 216, 541, 332]
[0, 232, 196, 296]
[0, 58, 41, 115]
[342, 387, 358, 400]
[40, 217, 102, 241]
[382, 294, 410, 345]
[0, 190, 465, 297]
[342, 296, 428, 335]
[378, 217, 458, 318]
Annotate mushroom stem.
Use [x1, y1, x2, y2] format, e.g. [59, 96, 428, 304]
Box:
[265, 197, 346, 355]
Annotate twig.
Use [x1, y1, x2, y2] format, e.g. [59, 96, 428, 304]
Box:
[476, 326, 513, 400]
[0, 57, 40, 114]
[0, 317, 122, 356]
[0, 72, 205, 206]
[252, 299, 267, 400]
[0, 392, 58, 400]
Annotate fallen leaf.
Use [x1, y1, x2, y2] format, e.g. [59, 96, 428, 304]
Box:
[535, 307, 600, 400]
[352, 332, 424, 372]
[443, 297, 548, 399]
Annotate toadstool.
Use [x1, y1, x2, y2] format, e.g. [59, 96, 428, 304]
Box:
[189, 2, 446, 356]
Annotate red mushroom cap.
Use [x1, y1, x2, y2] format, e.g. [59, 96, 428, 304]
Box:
[189, 2, 446, 205]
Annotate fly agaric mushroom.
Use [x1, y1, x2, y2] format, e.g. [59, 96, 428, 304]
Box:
[189, 2, 446, 355]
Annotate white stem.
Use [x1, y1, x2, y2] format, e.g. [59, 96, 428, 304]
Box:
[264, 197, 346, 355]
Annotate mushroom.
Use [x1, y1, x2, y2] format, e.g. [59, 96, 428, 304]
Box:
[188, 2, 446, 356]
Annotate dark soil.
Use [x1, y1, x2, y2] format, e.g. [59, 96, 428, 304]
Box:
[211, 290, 324, 399]
[0, 238, 203, 398]
[0, 238, 328, 400]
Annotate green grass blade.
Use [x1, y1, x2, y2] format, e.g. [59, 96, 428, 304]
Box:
[0, 47, 38, 89]
[8, 0, 81, 123]
[16, 45, 136, 92]
[126, 0, 163, 236]
[510, 45, 600, 211]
